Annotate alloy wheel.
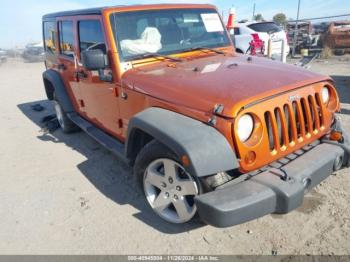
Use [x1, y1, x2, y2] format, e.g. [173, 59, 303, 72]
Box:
[143, 158, 199, 223]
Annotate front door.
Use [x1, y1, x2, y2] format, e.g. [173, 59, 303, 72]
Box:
[76, 17, 122, 137]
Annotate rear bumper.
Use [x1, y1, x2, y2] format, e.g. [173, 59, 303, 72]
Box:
[195, 141, 349, 228]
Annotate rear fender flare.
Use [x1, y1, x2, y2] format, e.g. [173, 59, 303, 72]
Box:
[42, 69, 74, 113]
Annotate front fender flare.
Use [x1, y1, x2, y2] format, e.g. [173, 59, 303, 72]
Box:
[126, 108, 239, 177]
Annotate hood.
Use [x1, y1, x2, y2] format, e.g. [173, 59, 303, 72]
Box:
[122, 54, 330, 117]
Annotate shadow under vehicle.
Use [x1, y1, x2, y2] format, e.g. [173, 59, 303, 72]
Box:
[17, 100, 203, 234]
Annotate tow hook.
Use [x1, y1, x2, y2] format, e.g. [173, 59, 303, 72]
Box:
[270, 168, 289, 181]
[279, 168, 289, 181]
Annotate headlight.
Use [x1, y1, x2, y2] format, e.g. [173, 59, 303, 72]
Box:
[322, 87, 330, 104]
[237, 114, 254, 142]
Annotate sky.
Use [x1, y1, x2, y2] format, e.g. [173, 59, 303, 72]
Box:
[0, 0, 349, 48]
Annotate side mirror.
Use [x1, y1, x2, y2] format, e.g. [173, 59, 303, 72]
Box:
[81, 49, 105, 70]
[81, 49, 112, 82]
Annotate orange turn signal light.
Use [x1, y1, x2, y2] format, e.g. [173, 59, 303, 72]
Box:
[181, 155, 190, 167]
[330, 131, 343, 142]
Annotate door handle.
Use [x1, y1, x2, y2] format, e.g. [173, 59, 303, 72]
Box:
[57, 63, 66, 70]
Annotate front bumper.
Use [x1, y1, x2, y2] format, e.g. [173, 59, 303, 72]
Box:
[195, 140, 349, 228]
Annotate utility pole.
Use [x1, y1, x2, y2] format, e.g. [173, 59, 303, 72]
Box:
[292, 0, 301, 57]
[252, 3, 256, 20]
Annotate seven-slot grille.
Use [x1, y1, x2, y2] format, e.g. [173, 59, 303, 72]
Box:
[264, 93, 324, 152]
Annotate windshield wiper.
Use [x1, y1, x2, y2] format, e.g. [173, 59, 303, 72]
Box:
[140, 53, 183, 62]
[187, 46, 226, 55]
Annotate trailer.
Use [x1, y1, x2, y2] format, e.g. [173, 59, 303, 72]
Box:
[324, 21, 350, 55]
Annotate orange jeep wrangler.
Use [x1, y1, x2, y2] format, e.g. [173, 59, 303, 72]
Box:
[42, 4, 349, 227]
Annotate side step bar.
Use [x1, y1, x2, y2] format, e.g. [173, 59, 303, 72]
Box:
[67, 113, 128, 163]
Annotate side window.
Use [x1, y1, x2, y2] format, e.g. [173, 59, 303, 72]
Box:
[59, 21, 74, 58]
[234, 27, 240, 35]
[78, 20, 106, 55]
[43, 21, 56, 53]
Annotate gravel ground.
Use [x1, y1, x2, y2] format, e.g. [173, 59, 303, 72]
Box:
[0, 57, 349, 255]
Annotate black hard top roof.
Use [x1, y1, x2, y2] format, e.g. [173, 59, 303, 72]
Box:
[43, 6, 113, 19]
[42, 4, 215, 20]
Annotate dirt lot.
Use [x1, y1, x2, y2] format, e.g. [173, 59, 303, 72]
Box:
[0, 57, 349, 255]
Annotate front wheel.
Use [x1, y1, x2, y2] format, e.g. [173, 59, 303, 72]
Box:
[134, 141, 200, 224]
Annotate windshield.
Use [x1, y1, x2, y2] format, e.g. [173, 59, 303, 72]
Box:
[110, 8, 231, 62]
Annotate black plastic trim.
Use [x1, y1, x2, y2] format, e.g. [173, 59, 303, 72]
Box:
[42, 69, 74, 113]
[43, 69, 74, 113]
[43, 8, 103, 19]
[67, 113, 128, 163]
[195, 142, 346, 228]
[126, 107, 239, 177]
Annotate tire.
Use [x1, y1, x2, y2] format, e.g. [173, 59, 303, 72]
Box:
[53, 96, 79, 133]
[134, 140, 201, 224]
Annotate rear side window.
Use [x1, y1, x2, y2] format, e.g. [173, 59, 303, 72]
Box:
[43, 21, 56, 53]
[248, 22, 282, 33]
[59, 21, 74, 57]
[78, 20, 106, 54]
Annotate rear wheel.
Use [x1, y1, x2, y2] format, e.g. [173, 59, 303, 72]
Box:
[53, 97, 79, 133]
[134, 141, 200, 224]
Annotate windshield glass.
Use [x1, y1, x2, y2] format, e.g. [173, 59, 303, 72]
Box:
[110, 8, 231, 62]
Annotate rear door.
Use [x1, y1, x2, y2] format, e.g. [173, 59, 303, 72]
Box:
[57, 18, 84, 113]
[76, 17, 122, 137]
